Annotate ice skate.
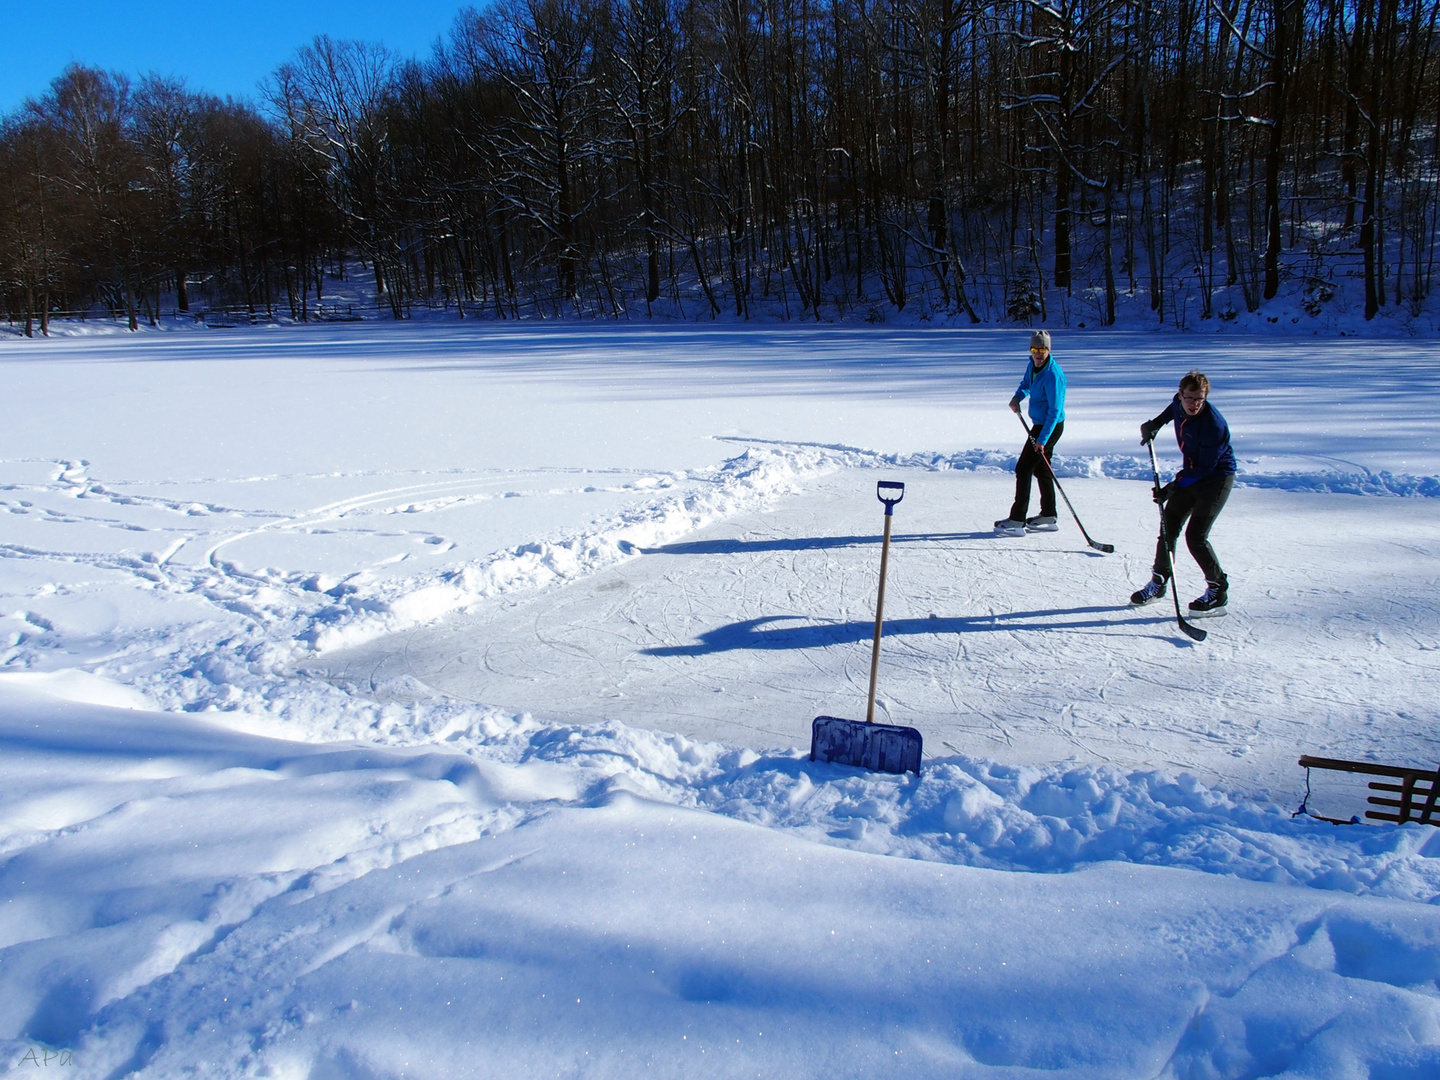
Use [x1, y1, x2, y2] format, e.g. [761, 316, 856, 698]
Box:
[1130, 574, 1168, 606]
[994, 517, 1026, 536]
[1188, 581, 1228, 618]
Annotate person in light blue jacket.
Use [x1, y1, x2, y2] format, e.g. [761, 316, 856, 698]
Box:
[995, 330, 1067, 534]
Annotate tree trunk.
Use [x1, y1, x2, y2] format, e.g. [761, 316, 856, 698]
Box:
[1263, 0, 1295, 300]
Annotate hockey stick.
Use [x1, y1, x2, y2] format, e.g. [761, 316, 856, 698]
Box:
[1014, 413, 1115, 553]
[1146, 439, 1206, 642]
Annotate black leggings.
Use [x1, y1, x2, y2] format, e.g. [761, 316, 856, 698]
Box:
[1154, 471, 1234, 586]
[1009, 421, 1064, 520]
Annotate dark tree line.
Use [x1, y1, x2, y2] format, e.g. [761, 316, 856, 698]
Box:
[3, 0, 1439, 334]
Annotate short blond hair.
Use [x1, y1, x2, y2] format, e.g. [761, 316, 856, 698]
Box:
[1179, 370, 1210, 396]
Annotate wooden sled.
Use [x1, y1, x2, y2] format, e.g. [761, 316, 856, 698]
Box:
[1297, 755, 1440, 826]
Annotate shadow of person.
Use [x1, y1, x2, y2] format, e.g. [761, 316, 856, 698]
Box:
[636, 532, 1017, 556]
[643, 605, 1165, 656]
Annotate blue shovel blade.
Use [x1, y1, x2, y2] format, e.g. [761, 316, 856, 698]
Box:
[809, 716, 923, 776]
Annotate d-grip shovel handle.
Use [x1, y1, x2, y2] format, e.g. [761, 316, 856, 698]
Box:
[867, 481, 904, 722]
[877, 480, 905, 514]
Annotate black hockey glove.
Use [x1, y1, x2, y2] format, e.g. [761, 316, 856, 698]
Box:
[1140, 420, 1162, 445]
[1153, 481, 1175, 507]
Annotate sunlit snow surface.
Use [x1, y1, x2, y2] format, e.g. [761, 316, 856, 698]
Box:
[1, 323, 1438, 1078]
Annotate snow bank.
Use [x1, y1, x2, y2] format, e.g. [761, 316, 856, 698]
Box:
[403, 708, 1440, 906]
[307, 445, 839, 654]
[4, 687, 1440, 1078]
[727, 437, 1440, 498]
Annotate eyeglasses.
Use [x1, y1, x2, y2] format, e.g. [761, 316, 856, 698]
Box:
[1030, 347, 1049, 355]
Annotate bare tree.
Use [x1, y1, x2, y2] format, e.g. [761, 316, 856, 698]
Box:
[267, 36, 400, 307]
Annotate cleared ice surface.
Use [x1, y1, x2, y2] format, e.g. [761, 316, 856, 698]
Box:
[327, 468, 1440, 801]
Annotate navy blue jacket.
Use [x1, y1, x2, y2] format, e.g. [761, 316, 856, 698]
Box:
[1151, 395, 1236, 486]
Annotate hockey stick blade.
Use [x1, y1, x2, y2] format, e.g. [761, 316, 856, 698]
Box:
[1177, 615, 1207, 642]
[1088, 538, 1116, 554]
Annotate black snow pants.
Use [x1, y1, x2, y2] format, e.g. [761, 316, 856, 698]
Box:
[1009, 421, 1064, 521]
[1154, 471, 1234, 587]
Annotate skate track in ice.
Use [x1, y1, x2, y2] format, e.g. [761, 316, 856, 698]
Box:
[328, 467, 1440, 801]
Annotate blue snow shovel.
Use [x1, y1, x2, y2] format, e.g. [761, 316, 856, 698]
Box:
[809, 481, 924, 776]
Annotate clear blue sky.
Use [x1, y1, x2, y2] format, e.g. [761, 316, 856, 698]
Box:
[0, 1, 475, 115]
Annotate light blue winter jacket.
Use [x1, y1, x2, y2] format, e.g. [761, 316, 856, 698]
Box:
[1014, 355, 1067, 444]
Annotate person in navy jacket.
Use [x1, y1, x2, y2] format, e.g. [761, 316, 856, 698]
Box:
[995, 330, 1066, 534]
[1131, 370, 1237, 616]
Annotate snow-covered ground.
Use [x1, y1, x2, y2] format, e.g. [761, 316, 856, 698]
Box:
[1, 323, 1439, 1078]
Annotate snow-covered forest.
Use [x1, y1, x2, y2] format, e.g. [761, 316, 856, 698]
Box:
[3, 0, 1440, 332]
